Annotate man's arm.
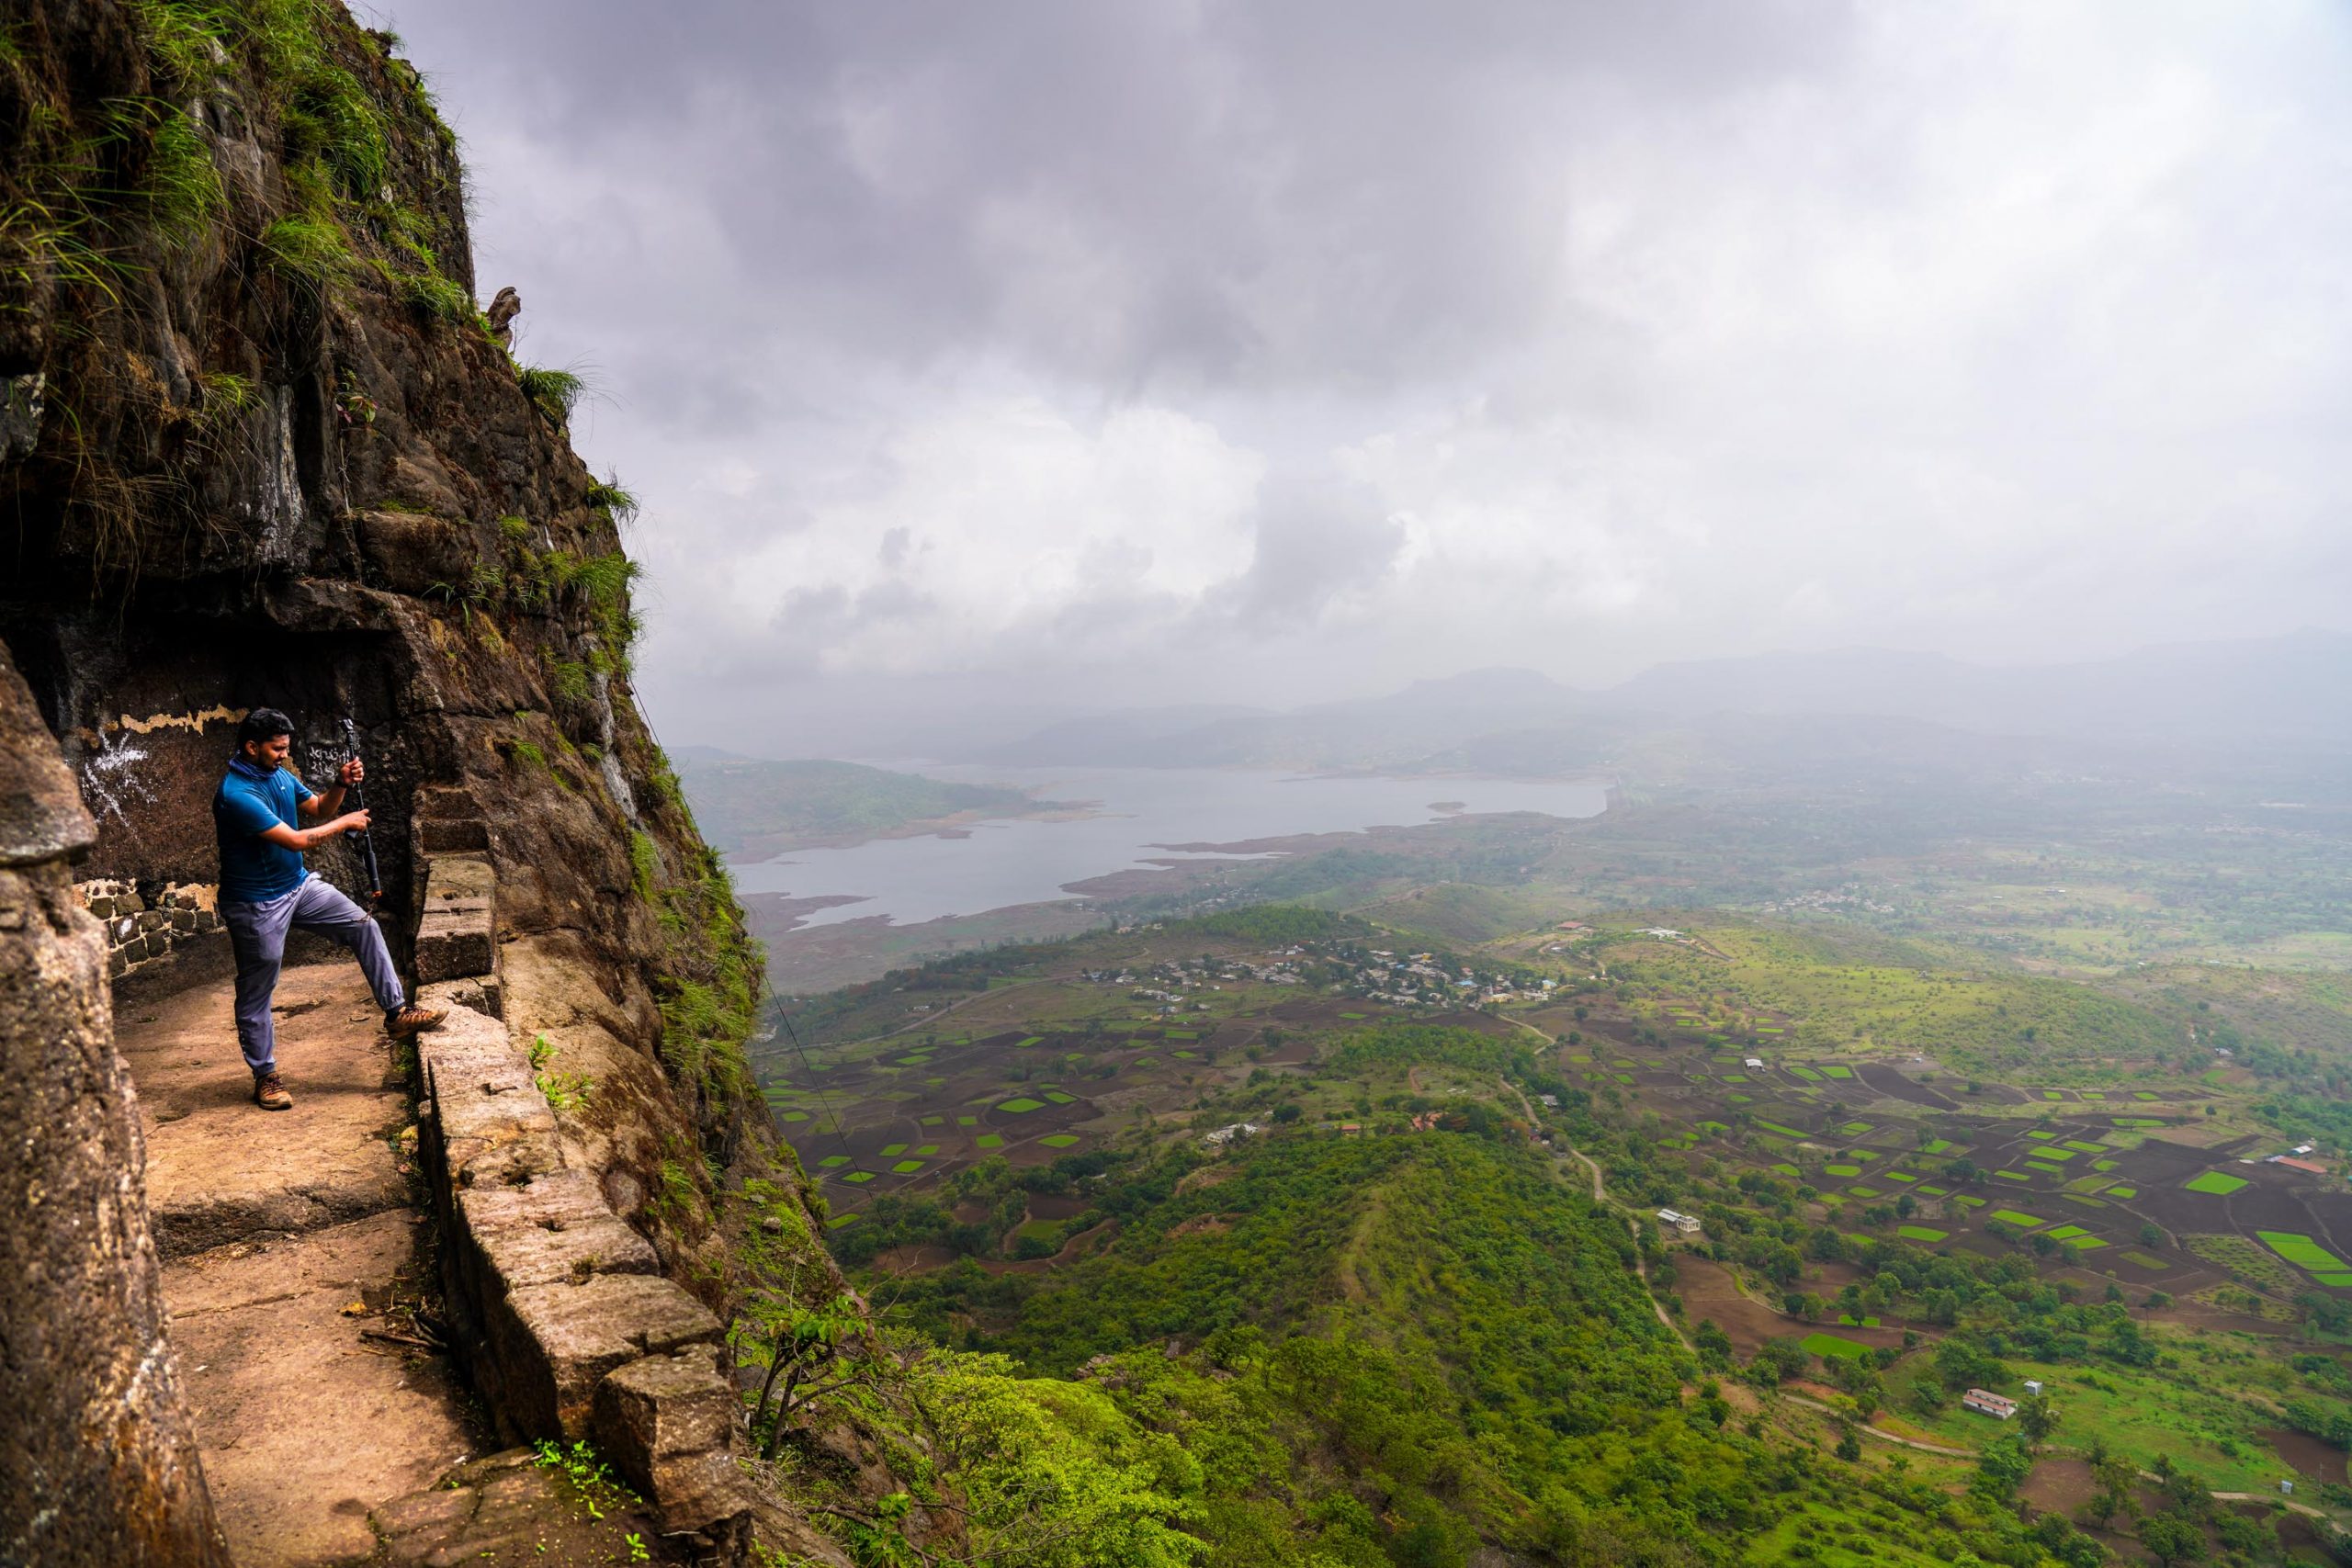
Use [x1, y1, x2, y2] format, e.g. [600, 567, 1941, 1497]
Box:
[258, 813, 368, 853]
[298, 757, 363, 819]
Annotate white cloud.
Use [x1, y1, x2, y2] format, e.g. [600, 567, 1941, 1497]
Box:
[721, 398, 1264, 674]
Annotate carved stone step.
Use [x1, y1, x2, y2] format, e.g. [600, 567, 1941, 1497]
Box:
[413, 853, 496, 983]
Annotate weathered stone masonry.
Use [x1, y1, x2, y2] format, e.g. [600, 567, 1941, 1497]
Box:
[76, 877, 220, 976]
[401, 837, 760, 1560]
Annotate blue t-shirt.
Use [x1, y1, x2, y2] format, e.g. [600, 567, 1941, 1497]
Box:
[214, 757, 313, 904]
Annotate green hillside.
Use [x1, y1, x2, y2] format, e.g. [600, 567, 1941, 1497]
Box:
[886, 1108, 1869, 1563]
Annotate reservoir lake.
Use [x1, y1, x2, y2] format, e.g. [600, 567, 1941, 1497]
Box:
[722, 765, 1608, 928]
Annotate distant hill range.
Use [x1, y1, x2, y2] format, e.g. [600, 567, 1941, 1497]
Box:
[973, 630, 2352, 775]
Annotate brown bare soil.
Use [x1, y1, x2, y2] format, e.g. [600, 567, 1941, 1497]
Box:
[2262, 1426, 2348, 1483]
[1673, 1255, 1910, 1357]
[1176, 1163, 1239, 1194]
[2021, 1457, 2098, 1517]
[2278, 1509, 2334, 1559]
[1857, 1064, 1958, 1110]
[2155, 1296, 2290, 1337]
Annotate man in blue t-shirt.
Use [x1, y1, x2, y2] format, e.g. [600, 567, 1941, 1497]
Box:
[213, 707, 444, 1111]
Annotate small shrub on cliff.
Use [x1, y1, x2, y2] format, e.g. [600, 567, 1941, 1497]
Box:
[527, 1034, 594, 1114]
[582, 474, 639, 525]
[260, 213, 354, 285]
[283, 62, 391, 199]
[558, 549, 639, 611]
[515, 363, 588, 424]
[543, 654, 592, 713]
[808, 1351, 1204, 1568]
[546, 550, 643, 664]
[628, 829, 659, 901]
[97, 95, 225, 250]
[637, 752, 684, 813]
[650, 859, 763, 1117]
[396, 266, 472, 323]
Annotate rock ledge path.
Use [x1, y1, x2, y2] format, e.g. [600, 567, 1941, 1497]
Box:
[125, 962, 477, 1568]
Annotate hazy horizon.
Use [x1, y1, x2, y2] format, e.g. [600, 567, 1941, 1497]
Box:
[378, 0, 2352, 750]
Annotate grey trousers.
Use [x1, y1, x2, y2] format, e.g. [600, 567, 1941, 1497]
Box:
[220, 874, 406, 1077]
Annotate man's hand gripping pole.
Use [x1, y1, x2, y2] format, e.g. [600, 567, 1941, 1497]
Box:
[337, 716, 384, 902]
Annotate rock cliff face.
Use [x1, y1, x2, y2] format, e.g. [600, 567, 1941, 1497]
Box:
[2, 1, 865, 1558]
[0, 648, 231, 1567]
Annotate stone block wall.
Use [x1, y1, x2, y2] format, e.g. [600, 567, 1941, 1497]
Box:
[405, 848, 757, 1563]
[75, 879, 220, 977]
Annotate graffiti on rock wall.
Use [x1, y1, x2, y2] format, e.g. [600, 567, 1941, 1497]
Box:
[79, 729, 155, 832]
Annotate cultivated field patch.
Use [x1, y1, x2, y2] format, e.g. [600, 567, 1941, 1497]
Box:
[2259, 1231, 2349, 1272]
[1801, 1332, 1872, 1359]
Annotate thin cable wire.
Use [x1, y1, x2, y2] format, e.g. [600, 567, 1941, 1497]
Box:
[775, 1004, 859, 1170]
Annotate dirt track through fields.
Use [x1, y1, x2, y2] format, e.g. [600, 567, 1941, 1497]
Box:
[1492, 1054, 1679, 1337]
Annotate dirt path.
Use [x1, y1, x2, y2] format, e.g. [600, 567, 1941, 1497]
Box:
[1496, 1067, 1607, 1202]
[1777, 1393, 1973, 1455]
[2210, 1492, 2337, 1524]
[124, 963, 477, 1567]
[1491, 1070, 1680, 1337]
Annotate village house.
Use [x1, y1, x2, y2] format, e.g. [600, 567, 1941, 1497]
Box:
[1657, 1208, 1702, 1237]
[1962, 1389, 2018, 1419]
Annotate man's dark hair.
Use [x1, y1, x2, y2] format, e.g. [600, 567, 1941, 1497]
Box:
[237, 707, 295, 747]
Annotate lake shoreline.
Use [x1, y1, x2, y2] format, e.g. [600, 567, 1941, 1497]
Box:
[724, 764, 1611, 931]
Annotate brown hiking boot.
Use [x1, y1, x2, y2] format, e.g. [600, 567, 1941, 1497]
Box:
[385, 1005, 447, 1038]
[254, 1072, 293, 1111]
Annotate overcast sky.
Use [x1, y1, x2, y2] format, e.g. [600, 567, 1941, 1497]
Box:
[376, 0, 2352, 749]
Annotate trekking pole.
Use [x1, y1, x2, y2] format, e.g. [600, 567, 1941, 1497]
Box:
[337, 716, 384, 902]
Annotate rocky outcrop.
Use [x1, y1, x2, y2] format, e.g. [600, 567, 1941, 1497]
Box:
[2, 0, 820, 1308]
[1, 0, 891, 1560]
[0, 647, 229, 1566]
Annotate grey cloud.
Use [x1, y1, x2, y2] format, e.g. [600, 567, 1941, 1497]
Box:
[1225, 475, 1407, 631]
[398, 0, 1853, 392]
[376, 0, 2352, 746]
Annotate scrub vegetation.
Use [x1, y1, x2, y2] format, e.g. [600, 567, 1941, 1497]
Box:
[746, 844, 2352, 1566]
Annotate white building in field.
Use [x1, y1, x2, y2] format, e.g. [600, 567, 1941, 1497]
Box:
[1962, 1389, 2018, 1419]
[1657, 1208, 1702, 1237]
